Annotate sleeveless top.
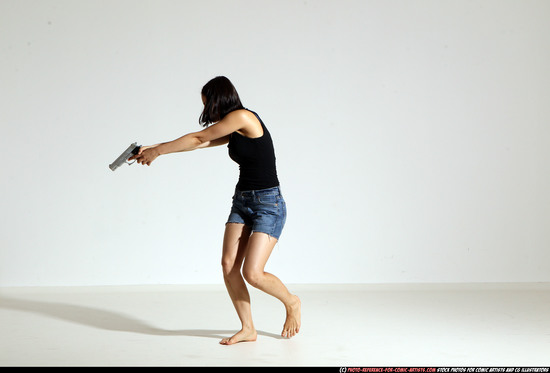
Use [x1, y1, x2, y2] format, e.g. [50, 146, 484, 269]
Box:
[228, 110, 280, 191]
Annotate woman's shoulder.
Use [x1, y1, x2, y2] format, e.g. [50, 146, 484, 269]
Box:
[225, 109, 264, 138]
[226, 108, 257, 119]
[225, 109, 262, 127]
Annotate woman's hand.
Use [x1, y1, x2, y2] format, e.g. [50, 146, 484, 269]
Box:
[129, 145, 160, 166]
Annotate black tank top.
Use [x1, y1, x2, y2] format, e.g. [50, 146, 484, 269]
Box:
[228, 110, 280, 191]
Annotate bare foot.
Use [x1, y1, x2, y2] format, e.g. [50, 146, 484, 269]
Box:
[282, 295, 301, 338]
[219, 328, 257, 345]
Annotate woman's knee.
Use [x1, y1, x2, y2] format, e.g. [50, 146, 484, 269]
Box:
[242, 266, 263, 287]
[221, 258, 240, 279]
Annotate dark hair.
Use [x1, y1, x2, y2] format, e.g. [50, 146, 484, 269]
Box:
[199, 76, 244, 127]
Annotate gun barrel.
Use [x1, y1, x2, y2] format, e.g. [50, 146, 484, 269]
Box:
[109, 161, 122, 171]
[109, 142, 139, 171]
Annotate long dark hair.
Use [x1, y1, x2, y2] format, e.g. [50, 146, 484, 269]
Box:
[199, 76, 244, 127]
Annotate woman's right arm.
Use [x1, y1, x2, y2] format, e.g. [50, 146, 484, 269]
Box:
[130, 110, 247, 166]
[194, 135, 230, 149]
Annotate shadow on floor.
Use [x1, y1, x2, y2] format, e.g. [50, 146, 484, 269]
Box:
[0, 295, 282, 340]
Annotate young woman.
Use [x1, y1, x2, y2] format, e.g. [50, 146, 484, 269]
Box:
[130, 76, 301, 345]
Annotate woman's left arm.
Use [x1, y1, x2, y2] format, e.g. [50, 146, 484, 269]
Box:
[131, 110, 246, 166]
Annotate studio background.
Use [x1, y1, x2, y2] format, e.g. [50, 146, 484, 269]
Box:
[1, 0, 549, 287]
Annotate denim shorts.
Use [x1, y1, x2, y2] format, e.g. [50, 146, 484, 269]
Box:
[226, 186, 287, 240]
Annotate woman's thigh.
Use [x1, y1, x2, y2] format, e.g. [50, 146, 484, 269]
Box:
[221, 223, 252, 275]
[242, 232, 278, 276]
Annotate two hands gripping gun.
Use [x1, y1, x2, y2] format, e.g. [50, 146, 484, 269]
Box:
[109, 143, 141, 171]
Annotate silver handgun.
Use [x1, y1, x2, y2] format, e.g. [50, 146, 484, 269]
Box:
[109, 142, 141, 171]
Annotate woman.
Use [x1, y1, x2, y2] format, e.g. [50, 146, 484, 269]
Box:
[130, 76, 301, 345]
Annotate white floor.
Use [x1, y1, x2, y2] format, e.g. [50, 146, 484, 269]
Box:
[0, 283, 549, 367]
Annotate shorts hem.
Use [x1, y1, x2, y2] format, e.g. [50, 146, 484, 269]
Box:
[251, 229, 281, 240]
[225, 223, 281, 240]
[225, 221, 250, 226]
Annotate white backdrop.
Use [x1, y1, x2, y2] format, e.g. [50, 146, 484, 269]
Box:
[1, 0, 549, 286]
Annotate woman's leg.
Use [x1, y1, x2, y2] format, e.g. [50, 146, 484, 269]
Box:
[242, 232, 301, 338]
[220, 223, 257, 345]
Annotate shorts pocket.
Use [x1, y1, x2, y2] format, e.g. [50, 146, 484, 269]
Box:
[258, 194, 279, 206]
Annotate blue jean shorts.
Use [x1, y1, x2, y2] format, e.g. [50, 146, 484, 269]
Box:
[226, 186, 287, 240]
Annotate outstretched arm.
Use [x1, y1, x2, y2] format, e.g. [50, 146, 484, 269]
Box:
[130, 110, 249, 166]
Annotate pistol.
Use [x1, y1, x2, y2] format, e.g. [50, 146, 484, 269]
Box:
[109, 142, 141, 171]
